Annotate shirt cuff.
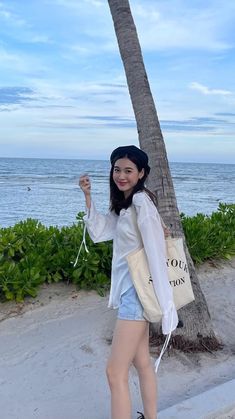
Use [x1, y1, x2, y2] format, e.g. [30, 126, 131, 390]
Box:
[162, 303, 178, 335]
[83, 200, 95, 222]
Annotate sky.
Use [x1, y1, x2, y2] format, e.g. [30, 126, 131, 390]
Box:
[0, 0, 235, 163]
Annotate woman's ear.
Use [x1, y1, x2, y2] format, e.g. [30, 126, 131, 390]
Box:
[139, 169, 145, 179]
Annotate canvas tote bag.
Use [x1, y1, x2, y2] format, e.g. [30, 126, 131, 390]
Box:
[126, 210, 195, 323]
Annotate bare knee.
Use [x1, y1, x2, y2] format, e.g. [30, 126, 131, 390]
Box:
[106, 362, 129, 388]
[133, 356, 152, 374]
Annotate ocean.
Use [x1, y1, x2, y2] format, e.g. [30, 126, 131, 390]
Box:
[0, 157, 234, 228]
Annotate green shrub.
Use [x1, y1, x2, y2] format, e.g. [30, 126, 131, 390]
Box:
[181, 203, 235, 264]
[0, 203, 234, 302]
[0, 213, 112, 302]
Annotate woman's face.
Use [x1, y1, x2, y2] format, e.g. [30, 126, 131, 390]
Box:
[112, 157, 144, 198]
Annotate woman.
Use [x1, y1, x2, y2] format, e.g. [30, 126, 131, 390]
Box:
[79, 145, 178, 419]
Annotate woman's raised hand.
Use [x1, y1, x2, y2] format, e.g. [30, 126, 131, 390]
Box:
[79, 174, 91, 195]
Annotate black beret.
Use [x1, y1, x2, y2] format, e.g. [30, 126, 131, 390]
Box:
[110, 145, 150, 174]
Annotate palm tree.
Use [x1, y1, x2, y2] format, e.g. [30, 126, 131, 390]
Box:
[107, 0, 220, 350]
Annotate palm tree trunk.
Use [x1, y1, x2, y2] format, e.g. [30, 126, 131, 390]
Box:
[108, 0, 220, 350]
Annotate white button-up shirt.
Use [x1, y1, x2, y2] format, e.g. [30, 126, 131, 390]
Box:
[84, 191, 178, 335]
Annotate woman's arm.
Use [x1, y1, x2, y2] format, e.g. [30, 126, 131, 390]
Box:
[79, 174, 91, 209]
[79, 174, 117, 243]
[133, 193, 178, 334]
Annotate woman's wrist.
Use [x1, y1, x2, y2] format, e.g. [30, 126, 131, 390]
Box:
[85, 194, 91, 209]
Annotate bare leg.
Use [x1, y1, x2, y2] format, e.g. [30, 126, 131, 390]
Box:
[106, 319, 149, 419]
[133, 323, 157, 419]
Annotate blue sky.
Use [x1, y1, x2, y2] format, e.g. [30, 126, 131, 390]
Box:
[0, 0, 235, 163]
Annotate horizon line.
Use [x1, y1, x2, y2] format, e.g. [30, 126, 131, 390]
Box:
[0, 156, 234, 165]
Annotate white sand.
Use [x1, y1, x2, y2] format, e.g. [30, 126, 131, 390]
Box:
[0, 258, 235, 419]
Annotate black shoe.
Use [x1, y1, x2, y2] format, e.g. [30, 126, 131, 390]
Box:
[137, 412, 145, 419]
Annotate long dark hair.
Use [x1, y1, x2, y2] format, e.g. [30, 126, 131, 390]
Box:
[109, 152, 152, 215]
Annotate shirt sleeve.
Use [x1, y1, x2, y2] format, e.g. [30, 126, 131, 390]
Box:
[83, 200, 117, 243]
[133, 192, 178, 335]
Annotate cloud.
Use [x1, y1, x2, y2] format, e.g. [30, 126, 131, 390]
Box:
[0, 87, 36, 106]
[131, 1, 233, 51]
[0, 79, 127, 110]
[0, 46, 50, 75]
[52, 0, 233, 52]
[56, 81, 127, 99]
[161, 115, 235, 135]
[0, 1, 27, 27]
[53, 0, 105, 9]
[25, 108, 235, 135]
[69, 40, 117, 55]
[28, 35, 53, 44]
[0, 48, 27, 71]
[0, 2, 54, 47]
[215, 112, 235, 117]
[78, 115, 136, 128]
[190, 82, 232, 96]
[0, 0, 234, 163]
[84, 0, 105, 6]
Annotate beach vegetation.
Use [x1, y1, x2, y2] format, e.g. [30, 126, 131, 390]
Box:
[0, 213, 112, 302]
[181, 203, 235, 263]
[0, 204, 234, 302]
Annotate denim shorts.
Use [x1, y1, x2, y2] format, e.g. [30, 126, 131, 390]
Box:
[117, 285, 146, 321]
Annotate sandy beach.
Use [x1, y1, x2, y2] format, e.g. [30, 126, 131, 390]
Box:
[0, 258, 235, 419]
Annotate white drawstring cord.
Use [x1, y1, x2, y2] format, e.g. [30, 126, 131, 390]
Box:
[73, 223, 89, 267]
[154, 302, 174, 373]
